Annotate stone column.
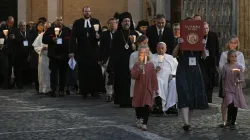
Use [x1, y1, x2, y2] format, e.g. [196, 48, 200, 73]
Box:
[128, 0, 143, 26]
[18, 0, 27, 23]
[156, 0, 171, 21]
[47, 0, 59, 22]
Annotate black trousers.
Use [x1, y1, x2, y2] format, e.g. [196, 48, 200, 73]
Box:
[0, 53, 13, 89]
[49, 58, 68, 91]
[135, 105, 150, 125]
[227, 103, 238, 125]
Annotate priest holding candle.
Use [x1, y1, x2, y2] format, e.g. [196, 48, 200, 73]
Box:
[151, 42, 178, 114]
[43, 17, 71, 97]
[69, 6, 105, 98]
[108, 12, 138, 107]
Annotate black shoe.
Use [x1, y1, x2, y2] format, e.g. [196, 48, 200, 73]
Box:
[91, 93, 101, 98]
[58, 91, 65, 97]
[219, 122, 229, 128]
[49, 91, 56, 97]
[230, 125, 236, 130]
[106, 95, 113, 102]
[183, 124, 191, 131]
[66, 89, 70, 95]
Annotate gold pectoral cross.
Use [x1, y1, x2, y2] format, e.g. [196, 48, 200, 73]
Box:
[87, 32, 89, 37]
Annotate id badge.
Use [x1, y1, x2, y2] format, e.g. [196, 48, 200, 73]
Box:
[205, 49, 209, 56]
[57, 38, 62, 44]
[23, 40, 28, 46]
[189, 57, 196, 66]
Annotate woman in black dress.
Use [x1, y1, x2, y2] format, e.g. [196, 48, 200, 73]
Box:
[172, 18, 208, 131]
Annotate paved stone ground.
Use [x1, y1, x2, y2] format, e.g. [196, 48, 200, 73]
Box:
[0, 88, 249, 140]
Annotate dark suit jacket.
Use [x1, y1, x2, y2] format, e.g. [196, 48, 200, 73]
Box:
[69, 17, 101, 62]
[146, 25, 175, 54]
[204, 31, 220, 67]
[15, 29, 31, 56]
[200, 31, 220, 88]
[0, 25, 18, 55]
[99, 30, 114, 63]
[43, 26, 71, 60]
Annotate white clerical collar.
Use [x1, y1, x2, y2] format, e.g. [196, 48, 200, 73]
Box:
[84, 18, 91, 28]
[156, 27, 164, 35]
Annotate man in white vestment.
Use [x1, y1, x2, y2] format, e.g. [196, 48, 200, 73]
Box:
[152, 42, 178, 113]
[32, 22, 51, 94]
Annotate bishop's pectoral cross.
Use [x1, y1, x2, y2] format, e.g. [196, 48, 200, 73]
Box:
[86, 32, 89, 37]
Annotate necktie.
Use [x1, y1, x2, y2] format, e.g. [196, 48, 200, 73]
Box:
[159, 30, 163, 41]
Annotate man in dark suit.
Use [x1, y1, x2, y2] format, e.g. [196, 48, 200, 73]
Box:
[0, 16, 18, 89]
[14, 21, 31, 89]
[146, 14, 175, 54]
[99, 18, 118, 102]
[200, 22, 220, 103]
[69, 6, 105, 98]
[43, 17, 71, 97]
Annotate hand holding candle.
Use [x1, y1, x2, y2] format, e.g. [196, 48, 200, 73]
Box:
[129, 35, 136, 43]
[3, 30, 8, 36]
[157, 55, 164, 63]
[232, 68, 240, 72]
[54, 28, 60, 36]
[94, 24, 99, 32]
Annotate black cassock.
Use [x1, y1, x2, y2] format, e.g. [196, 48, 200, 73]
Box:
[109, 29, 138, 106]
[70, 18, 105, 95]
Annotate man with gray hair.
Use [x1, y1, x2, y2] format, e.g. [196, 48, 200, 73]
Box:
[151, 42, 178, 115]
[14, 20, 30, 89]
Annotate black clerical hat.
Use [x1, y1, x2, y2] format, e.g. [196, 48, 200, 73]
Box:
[118, 12, 134, 30]
[136, 20, 149, 31]
[137, 20, 149, 27]
[38, 17, 47, 22]
[113, 12, 120, 19]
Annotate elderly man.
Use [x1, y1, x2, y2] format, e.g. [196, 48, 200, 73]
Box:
[0, 16, 18, 89]
[151, 42, 178, 114]
[43, 17, 71, 97]
[14, 21, 32, 89]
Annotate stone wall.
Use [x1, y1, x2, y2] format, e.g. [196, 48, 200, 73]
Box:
[238, 0, 250, 87]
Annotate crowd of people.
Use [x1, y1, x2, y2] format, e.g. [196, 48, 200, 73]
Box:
[0, 6, 247, 132]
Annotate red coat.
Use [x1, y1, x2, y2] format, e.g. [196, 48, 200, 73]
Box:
[131, 62, 158, 108]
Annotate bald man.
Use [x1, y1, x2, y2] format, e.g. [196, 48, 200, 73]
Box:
[43, 17, 71, 97]
[151, 42, 178, 114]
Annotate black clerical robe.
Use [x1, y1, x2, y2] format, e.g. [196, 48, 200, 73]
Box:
[70, 18, 105, 95]
[109, 29, 138, 106]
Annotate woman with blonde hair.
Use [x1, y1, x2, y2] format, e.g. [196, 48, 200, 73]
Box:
[218, 35, 245, 127]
